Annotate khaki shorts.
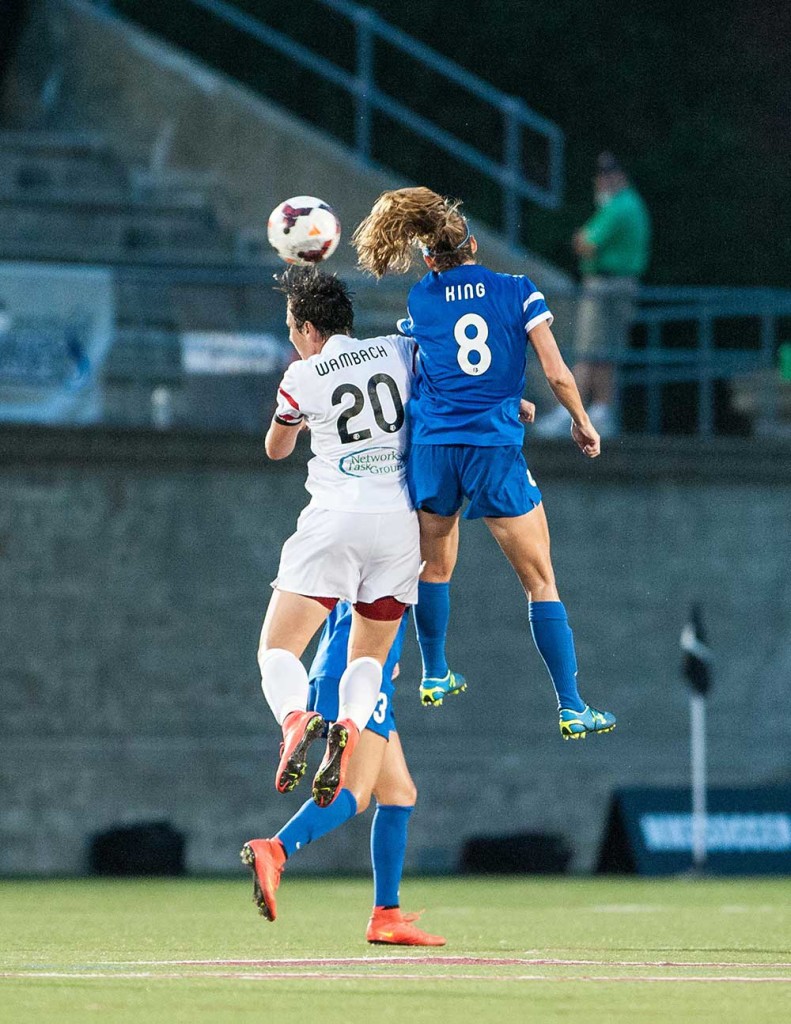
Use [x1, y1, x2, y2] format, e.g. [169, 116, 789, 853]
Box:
[574, 275, 638, 359]
[273, 505, 420, 606]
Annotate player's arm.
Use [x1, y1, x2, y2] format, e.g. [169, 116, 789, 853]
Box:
[266, 375, 306, 460]
[265, 417, 303, 460]
[528, 320, 600, 458]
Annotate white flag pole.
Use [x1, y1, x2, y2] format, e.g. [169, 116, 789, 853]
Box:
[690, 691, 708, 869]
[681, 614, 712, 872]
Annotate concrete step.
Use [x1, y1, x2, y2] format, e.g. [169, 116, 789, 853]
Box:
[0, 237, 238, 265]
[0, 151, 126, 195]
[0, 170, 219, 212]
[0, 200, 232, 261]
[0, 128, 110, 157]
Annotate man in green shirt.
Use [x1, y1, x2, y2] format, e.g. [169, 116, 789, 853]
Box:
[538, 152, 650, 438]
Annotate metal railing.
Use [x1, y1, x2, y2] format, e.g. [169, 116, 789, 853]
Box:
[98, 0, 564, 243]
[619, 287, 791, 436]
[2, 249, 790, 436]
[109, 268, 791, 437]
[108, 267, 791, 436]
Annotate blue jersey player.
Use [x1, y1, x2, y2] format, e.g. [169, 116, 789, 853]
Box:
[242, 602, 445, 946]
[353, 186, 615, 739]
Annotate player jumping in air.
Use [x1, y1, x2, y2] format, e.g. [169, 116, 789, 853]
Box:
[242, 603, 445, 946]
[352, 187, 615, 739]
[241, 267, 428, 905]
[249, 267, 419, 805]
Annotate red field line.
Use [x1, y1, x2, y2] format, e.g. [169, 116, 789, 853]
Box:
[4, 971, 791, 984]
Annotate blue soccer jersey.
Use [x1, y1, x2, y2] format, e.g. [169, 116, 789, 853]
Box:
[398, 264, 553, 446]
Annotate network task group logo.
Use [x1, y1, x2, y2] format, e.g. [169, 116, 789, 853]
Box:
[338, 447, 405, 477]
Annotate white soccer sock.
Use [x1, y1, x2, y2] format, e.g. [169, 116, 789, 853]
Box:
[259, 648, 309, 726]
[337, 656, 383, 732]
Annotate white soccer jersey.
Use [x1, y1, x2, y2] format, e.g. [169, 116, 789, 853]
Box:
[274, 333, 416, 513]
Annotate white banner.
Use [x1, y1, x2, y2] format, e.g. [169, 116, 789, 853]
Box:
[181, 332, 290, 375]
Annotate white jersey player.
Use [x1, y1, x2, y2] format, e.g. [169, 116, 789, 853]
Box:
[256, 267, 419, 813]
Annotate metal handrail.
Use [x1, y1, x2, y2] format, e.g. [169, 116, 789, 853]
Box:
[100, 0, 564, 242]
[3, 244, 787, 434]
[621, 287, 791, 436]
[115, 266, 789, 437]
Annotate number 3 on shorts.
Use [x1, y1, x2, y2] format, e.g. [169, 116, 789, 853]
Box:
[372, 692, 388, 724]
[454, 313, 491, 376]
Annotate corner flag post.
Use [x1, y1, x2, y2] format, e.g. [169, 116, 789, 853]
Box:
[680, 603, 714, 870]
[689, 689, 707, 868]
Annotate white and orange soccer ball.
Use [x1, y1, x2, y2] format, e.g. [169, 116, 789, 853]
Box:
[267, 196, 341, 265]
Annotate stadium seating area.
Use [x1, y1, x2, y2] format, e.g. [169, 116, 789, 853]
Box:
[0, 130, 238, 263]
[0, 128, 293, 428]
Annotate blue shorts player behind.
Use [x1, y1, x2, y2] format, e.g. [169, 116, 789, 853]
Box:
[308, 602, 409, 739]
[353, 187, 616, 739]
[242, 603, 445, 946]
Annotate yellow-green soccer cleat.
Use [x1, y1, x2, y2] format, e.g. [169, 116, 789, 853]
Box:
[559, 704, 616, 740]
[420, 670, 467, 707]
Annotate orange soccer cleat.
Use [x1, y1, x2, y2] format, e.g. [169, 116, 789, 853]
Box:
[276, 710, 325, 793]
[311, 718, 360, 808]
[366, 906, 446, 946]
[239, 838, 287, 922]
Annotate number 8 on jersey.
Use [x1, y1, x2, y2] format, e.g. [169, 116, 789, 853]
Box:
[454, 313, 491, 376]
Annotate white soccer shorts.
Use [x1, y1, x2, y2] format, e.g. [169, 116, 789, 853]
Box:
[273, 505, 420, 606]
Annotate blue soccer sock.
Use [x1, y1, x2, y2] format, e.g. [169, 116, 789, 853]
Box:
[275, 788, 357, 857]
[529, 601, 586, 712]
[414, 580, 450, 679]
[370, 804, 414, 908]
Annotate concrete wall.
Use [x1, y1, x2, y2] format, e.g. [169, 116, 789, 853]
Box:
[2, 425, 790, 876]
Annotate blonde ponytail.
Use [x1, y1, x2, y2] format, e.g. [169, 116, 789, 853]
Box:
[352, 187, 472, 277]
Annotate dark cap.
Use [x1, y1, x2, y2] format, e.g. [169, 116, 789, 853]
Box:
[596, 151, 623, 175]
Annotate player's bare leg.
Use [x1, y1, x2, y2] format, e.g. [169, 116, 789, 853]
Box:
[312, 608, 402, 807]
[258, 590, 331, 793]
[485, 505, 615, 738]
[367, 733, 445, 946]
[484, 502, 558, 602]
[344, 729, 388, 811]
[417, 508, 461, 583]
[259, 589, 331, 658]
[414, 509, 467, 706]
[372, 732, 417, 808]
[347, 608, 405, 665]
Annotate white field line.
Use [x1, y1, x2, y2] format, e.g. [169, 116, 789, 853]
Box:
[95, 956, 791, 970]
[2, 971, 791, 984]
[589, 904, 787, 915]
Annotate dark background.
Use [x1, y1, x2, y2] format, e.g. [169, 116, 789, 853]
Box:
[112, 0, 791, 288]
[0, 0, 28, 81]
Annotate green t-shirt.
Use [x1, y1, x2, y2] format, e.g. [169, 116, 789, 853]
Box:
[580, 186, 651, 278]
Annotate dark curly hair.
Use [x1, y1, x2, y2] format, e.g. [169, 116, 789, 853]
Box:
[275, 266, 354, 338]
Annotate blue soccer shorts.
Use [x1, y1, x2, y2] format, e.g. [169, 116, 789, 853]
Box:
[308, 671, 395, 740]
[407, 443, 542, 520]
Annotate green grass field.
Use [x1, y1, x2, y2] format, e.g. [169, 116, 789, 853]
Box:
[1, 876, 789, 1023]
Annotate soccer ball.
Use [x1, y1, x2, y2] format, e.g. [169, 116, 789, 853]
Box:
[267, 196, 341, 265]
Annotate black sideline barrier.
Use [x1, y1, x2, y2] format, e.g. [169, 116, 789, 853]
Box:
[89, 821, 186, 876]
[597, 786, 791, 875]
[460, 832, 572, 874]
